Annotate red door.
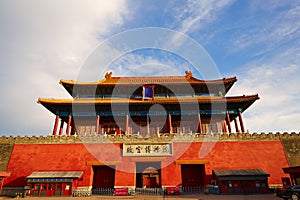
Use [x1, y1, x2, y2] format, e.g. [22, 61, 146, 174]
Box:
[62, 183, 72, 196]
[181, 164, 205, 187]
[232, 180, 240, 194]
[46, 183, 55, 196]
[149, 177, 157, 188]
[143, 176, 150, 188]
[93, 166, 115, 188]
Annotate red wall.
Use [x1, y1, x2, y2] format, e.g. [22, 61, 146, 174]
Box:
[161, 157, 182, 187]
[5, 141, 289, 188]
[173, 141, 289, 185]
[5, 143, 121, 187]
[115, 157, 135, 187]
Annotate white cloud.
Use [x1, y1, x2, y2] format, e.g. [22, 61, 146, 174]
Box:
[108, 51, 192, 77]
[172, 0, 234, 35]
[227, 43, 300, 133]
[1, 1, 298, 136]
[230, 3, 300, 56]
[167, 0, 234, 50]
[0, 1, 130, 136]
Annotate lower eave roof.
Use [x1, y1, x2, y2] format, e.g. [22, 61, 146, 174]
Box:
[27, 171, 83, 179]
[38, 95, 259, 118]
[282, 166, 300, 173]
[213, 169, 270, 177]
[38, 95, 258, 105]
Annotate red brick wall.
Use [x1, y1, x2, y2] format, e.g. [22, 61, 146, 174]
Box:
[4, 141, 289, 187]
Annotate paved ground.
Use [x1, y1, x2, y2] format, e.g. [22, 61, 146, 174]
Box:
[0, 194, 281, 200]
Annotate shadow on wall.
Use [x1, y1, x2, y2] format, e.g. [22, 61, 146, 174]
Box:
[4, 176, 27, 187]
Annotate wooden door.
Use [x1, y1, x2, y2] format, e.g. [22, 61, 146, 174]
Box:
[181, 164, 204, 187]
[93, 166, 115, 188]
[149, 177, 157, 188]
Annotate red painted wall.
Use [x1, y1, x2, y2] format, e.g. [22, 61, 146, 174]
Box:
[4, 141, 289, 188]
[173, 141, 289, 185]
[115, 157, 135, 187]
[5, 143, 122, 187]
[161, 157, 182, 187]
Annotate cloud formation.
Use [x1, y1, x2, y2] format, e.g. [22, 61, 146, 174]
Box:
[0, 1, 299, 136]
[171, 0, 234, 34]
[0, 1, 129, 135]
[227, 40, 300, 132]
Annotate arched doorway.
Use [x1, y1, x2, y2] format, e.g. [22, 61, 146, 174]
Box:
[142, 167, 159, 188]
[136, 162, 161, 188]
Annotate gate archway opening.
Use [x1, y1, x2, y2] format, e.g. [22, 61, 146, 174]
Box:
[136, 162, 161, 188]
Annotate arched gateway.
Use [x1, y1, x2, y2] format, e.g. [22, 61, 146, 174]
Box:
[136, 162, 161, 188]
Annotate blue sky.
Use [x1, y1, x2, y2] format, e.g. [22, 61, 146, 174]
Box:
[0, 0, 299, 136]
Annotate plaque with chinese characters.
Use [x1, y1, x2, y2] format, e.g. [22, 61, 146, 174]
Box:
[123, 143, 173, 156]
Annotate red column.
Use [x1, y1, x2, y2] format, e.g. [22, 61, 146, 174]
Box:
[0, 178, 3, 194]
[59, 119, 64, 135]
[52, 115, 60, 135]
[100, 122, 103, 135]
[222, 120, 227, 133]
[71, 120, 76, 135]
[95, 115, 100, 135]
[234, 117, 240, 133]
[66, 116, 72, 135]
[147, 116, 150, 135]
[239, 112, 245, 133]
[226, 113, 232, 133]
[152, 86, 155, 100]
[197, 113, 203, 134]
[125, 115, 129, 135]
[168, 114, 173, 133]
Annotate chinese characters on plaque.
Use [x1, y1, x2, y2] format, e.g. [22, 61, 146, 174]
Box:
[123, 143, 173, 156]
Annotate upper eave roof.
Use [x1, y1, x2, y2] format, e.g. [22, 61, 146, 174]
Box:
[60, 74, 237, 97]
[60, 76, 237, 86]
[59, 71, 238, 98]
